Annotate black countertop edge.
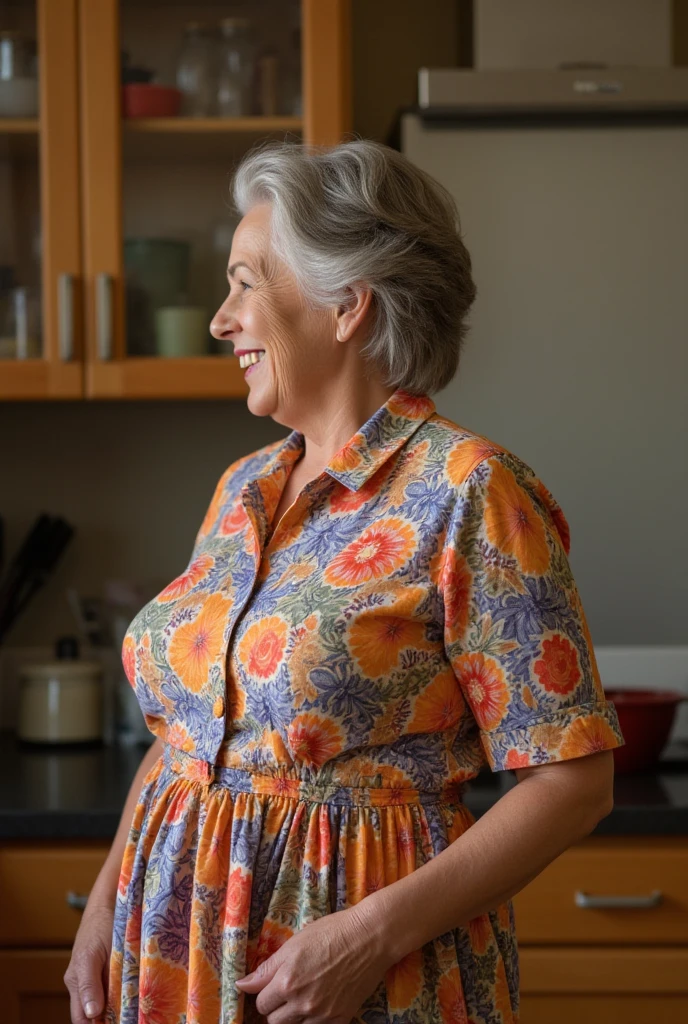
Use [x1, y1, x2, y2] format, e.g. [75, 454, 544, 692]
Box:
[2, 732, 687, 841]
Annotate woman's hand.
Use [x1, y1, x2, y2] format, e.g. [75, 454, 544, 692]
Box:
[64, 898, 115, 1024]
[235, 902, 395, 1023]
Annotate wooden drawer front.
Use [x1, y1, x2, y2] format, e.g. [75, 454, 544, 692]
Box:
[513, 837, 688, 944]
[0, 950, 72, 1024]
[520, 948, 688, 1024]
[0, 845, 109, 946]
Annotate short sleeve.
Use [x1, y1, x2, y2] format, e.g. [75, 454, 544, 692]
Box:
[441, 451, 624, 772]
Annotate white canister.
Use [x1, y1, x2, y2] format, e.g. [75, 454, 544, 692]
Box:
[18, 659, 103, 744]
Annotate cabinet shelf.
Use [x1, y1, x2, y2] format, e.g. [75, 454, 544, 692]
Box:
[0, 119, 39, 134]
[123, 116, 304, 161]
[124, 116, 303, 134]
[87, 356, 249, 400]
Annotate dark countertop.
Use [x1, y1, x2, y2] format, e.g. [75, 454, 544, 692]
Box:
[2, 731, 688, 840]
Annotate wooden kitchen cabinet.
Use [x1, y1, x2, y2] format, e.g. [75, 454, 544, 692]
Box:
[514, 837, 688, 1024]
[1, 0, 351, 401]
[0, 950, 73, 1024]
[3, 835, 686, 1018]
[0, 841, 109, 1024]
[0, 0, 83, 400]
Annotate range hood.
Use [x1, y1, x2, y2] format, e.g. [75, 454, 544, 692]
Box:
[418, 67, 688, 119]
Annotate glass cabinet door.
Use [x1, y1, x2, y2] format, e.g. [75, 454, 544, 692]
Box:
[0, 0, 82, 399]
[79, 0, 350, 399]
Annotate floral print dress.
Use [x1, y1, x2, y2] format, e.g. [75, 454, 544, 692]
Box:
[108, 387, 623, 1024]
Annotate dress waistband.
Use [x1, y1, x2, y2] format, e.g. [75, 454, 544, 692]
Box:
[162, 744, 466, 808]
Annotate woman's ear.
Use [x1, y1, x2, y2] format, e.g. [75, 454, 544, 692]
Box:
[335, 285, 373, 342]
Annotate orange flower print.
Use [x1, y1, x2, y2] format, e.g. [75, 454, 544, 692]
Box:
[197, 823, 230, 888]
[505, 749, 530, 770]
[468, 914, 493, 955]
[447, 437, 504, 487]
[166, 787, 192, 825]
[117, 839, 136, 897]
[187, 959, 221, 1024]
[495, 957, 515, 1022]
[455, 653, 509, 731]
[438, 967, 469, 1023]
[304, 805, 332, 872]
[534, 477, 571, 555]
[408, 670, 465, 733]
[484, 459, 550, 576]
[441, 548, 473, 638]
[224, 867, 253, 929]
[157, 554, 214, 603]
[166, 721, 195, 752]
[287, 712, 344, 768]
[324, 518, 416, 587]
[385, 948, 424, 1010]
[168, 592, 230, 692]
[137, 958, 187, 1024]
[236, 616, 288, 681]
[328, 435, 365, 477]
[534, 634, 581, 695]
[348, 586, 428, 677]
[121, 634, 136, 687]
[388, 389, 435, 420]
[218, 503, 246, 536]
[124, 904, 141, 946]
[248, 920, 294, 974]
[560, 716, 620, 760]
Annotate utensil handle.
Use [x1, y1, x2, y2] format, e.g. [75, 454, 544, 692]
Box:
[96, 273, 114, 360]
[58, 273, 75, 361]
[66, 890, 89, 911]
[575, 889, 663, 909]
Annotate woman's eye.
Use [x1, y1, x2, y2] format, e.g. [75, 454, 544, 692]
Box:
[240, 280, 251, 291]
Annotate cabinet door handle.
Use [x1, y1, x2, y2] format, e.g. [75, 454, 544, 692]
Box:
[66, 890, 89, 911]
[96, 273, 114, 360]
[58, 273, 75, 361]
[575, 889, 663, 909]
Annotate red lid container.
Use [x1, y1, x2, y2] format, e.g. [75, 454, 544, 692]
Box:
[606, 689, 685, 774]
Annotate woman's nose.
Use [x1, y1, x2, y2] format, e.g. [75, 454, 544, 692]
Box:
[209, 299, 241, 342]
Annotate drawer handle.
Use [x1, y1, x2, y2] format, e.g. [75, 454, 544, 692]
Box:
[66, 891, 89, 911]
[575, 889, 663, 910]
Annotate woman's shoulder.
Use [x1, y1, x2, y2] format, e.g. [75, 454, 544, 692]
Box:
[424, 412, 570, 551]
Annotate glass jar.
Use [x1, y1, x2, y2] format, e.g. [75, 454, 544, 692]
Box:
[0, 30, 36, 81]
[176, 22, 218, 117]
[217, 17, 256, 117]
[0, 283, 41, 359]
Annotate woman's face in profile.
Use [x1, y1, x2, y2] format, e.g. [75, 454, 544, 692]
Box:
[210, 202, 336, 423]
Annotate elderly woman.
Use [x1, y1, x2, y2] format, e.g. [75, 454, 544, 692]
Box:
[66, 139, 623, 1024]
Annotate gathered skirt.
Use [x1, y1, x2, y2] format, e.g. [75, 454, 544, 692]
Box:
[106, 744, 519, 1024]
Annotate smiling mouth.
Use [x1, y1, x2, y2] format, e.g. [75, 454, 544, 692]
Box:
[238, 351, 266, 369]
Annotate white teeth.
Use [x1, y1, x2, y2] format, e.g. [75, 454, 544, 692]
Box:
[239, 351, 266, 368]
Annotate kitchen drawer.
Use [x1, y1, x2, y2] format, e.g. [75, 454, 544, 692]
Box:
[519, 947, 688, 1024]
[513, 837, 688, 945]
[0, 844, 109, 946]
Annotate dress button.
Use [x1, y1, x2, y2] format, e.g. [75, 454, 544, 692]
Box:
[213, 696, 225, 718]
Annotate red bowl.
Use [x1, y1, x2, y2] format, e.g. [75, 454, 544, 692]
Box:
[122, 84, 182, 118]
[606, 689, 685, 774]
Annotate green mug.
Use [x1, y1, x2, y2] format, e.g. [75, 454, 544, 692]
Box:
[154, 307, 209, 358]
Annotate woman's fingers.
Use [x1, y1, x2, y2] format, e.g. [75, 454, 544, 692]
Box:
[65, 945, 106, 1023]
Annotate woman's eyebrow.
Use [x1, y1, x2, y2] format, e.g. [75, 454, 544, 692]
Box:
[227, 261, 253, 279]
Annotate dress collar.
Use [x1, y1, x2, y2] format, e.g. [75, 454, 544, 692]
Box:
[256, 387, 437, 493]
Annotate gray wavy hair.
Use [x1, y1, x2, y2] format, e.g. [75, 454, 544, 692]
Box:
[231, 138, 477, 396]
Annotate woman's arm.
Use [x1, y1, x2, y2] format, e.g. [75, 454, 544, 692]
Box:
[356, 750, 614, 965]
[64, 737, 164, 1023]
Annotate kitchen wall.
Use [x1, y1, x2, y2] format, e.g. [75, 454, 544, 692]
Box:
[1, 0, 687, 649]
